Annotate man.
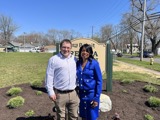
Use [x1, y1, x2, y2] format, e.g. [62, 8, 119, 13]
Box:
[45, 39, 79, 120]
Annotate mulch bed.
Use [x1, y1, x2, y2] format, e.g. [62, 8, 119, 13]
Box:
[0, 80, 160, 120]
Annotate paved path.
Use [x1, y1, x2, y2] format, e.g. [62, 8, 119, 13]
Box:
[115, 60, 160, 79]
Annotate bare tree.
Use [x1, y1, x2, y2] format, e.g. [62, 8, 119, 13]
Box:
[92, 32, 101, 42]
[0, 14, 19, 45]
[46, 29, 58, 44]
[130, 0, 160, 54]
[100, 24, 123, 52]
[100, 24, 113, 42]
[46, 29, 81, 43]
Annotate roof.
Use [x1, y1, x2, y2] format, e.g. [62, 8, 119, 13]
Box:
[9, 41, 22, 47]
[21, 43, 35, 47]
[44, 45, 56, 49]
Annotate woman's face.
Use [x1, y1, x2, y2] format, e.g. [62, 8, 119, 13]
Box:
[81, 47, 90, 60]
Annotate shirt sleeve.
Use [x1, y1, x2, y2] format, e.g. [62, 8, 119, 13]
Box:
[45, 58, 55, 96]
[93, 61, 103, 102]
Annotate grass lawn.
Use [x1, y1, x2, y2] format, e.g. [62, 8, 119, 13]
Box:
[116, 57, 160, 72]
[0, 52, 160, 88]
[0, 52, 53, 88]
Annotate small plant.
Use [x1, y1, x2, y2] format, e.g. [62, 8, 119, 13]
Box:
[144, 114, 154, 120]
[30, 80, 43, 88]
[36, 91, 42, 95]
[7, 96, 25, 108]
[147, 96, 160, 107]
[143, 84, 158, 93]
[122, 89, 128, 93]
[25, 110, 35, 117]
[6, 87, 22, 96]
[120, 79, 135, 84]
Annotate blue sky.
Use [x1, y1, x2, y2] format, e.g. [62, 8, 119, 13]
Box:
[0, 0, 130, 37]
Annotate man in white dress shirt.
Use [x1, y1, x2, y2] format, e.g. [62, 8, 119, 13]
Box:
[45, 39, 79, 120]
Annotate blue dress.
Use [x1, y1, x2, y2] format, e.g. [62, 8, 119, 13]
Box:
[77, 59, 102, 120]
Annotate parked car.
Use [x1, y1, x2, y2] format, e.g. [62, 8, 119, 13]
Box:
[143, 51, 154, 58]
[29, 48, 40, 53]
[117, 53, 123, 57]
[3, 48, 14, 52]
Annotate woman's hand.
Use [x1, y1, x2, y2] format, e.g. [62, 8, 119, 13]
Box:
[91, 101, 98, 108]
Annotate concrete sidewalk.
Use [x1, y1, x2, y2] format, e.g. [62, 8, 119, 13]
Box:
[115, 60, 160, 79]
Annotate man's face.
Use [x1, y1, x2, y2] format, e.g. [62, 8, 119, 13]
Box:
[60, 42, 72, 58]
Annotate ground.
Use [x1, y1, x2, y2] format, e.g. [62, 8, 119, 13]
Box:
[0, 62, 160, 120]
[0, 80, 160, 120]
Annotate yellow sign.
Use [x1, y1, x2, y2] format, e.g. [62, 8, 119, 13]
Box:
[71, 38, 106, 73]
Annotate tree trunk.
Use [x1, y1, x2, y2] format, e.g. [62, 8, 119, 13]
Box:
[151, 37, 156, 55]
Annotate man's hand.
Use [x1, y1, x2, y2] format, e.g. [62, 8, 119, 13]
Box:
[49, 94, 57, 101]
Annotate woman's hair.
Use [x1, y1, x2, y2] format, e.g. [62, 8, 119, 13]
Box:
[78, 44, 94, 61]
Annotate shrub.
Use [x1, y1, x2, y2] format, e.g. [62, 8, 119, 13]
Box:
[143, 84, 158, 93]
[122, 89, 128, 93]
[147, 96, 160, 107]
[6, 87, 22, 96]
[30, 80, 43, 88]
[7, 96, 25, 108]
[120, 79, 135, 84]
[36, 91, 42, 95]
[144, 114, 154, 120]
[25, 110, 35, 117]
[6, 87, 22, 95]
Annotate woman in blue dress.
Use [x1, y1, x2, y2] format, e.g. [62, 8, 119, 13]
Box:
[77, 44, 103, 120]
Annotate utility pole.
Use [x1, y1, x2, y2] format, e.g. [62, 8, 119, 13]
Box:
[140, 0, 146, 61]
[91, 26, 93, 39]
[23, 32, 26, 52]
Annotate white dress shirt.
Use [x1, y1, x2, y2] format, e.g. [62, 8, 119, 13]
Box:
[45, 53, 77, 96]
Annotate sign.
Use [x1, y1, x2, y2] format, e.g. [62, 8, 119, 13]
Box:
[71, 38, 106, 73]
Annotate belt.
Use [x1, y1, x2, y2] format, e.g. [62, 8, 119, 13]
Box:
[55, 89, 74, 94]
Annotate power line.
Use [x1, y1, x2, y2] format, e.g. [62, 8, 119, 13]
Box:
[82, 0, 130, 37]
[108, 11, 160, 40]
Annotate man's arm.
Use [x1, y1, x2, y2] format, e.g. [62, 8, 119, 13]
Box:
[45, 58, 56, 100]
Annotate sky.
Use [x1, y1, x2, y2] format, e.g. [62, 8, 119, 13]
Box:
[0, 0, 130, 37]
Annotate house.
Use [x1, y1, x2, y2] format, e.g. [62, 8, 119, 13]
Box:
[0, 44, 5, 52]
[31, 43, 42, 48]
[44, 45, 56, 53]
[156, 44, 160, 55]
[20, 43, 35, 52]
[125, 44, 139, 54]
[0, 41, 40, 52]
[2, 41, 22, 52]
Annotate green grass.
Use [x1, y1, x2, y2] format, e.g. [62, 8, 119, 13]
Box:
[116, 57, 160, 72]
[154, 55, 160, 58]
[103, 71, 160, 85]
[0, 52, 53, 88]
[0, 52, 160, 88]
[120, 79, 135, 84]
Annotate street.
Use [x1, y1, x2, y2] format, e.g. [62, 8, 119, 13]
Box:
[122, 55, 160, 64]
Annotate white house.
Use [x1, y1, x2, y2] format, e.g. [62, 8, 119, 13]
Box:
[20, 43, 35, 52]
[156, 48, 160, 55]
[126, 44, 139, 54]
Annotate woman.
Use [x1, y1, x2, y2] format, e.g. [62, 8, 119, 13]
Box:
[76, 44, 103, 120]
